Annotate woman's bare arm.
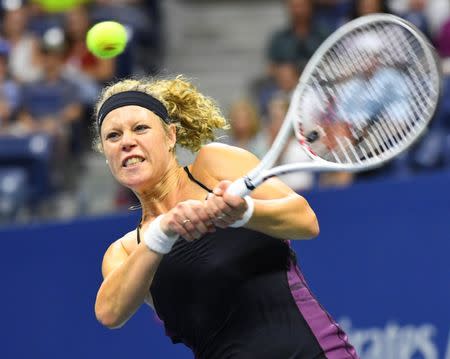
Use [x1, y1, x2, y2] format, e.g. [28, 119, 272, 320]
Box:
[95, 198, 216, 329]
[194, 143, 319, 240]
[95, 232, 162, 329]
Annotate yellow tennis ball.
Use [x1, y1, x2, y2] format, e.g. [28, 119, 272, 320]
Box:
[86, 21, 127, 59]
[34, 0, 85, 13]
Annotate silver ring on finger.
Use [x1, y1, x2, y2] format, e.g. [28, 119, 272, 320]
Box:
[217, 214, 226, 220]
[182, 219, 191, 225]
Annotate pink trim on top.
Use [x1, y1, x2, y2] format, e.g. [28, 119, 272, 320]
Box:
[286, 262, 359, 359]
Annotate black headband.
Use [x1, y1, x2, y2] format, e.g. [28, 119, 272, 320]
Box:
[97, 91, 170, 129]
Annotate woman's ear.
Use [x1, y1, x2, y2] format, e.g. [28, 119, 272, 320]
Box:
[167, 123, 177, 150]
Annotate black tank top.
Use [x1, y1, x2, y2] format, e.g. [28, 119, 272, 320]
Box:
[137, 167, 358, 359]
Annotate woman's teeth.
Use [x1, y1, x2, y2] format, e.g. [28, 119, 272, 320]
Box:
[125, 157, 144, 167]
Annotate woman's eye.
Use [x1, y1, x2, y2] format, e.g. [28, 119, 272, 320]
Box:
[135, 124, 149, 132]
[106, 132, 119, 140]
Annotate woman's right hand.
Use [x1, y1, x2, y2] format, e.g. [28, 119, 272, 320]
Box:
[159, 200, 215, 242]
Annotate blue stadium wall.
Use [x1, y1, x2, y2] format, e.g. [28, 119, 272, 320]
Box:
[1, 171, 449, 359]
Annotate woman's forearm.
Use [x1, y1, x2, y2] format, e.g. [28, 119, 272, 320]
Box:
[246, 194, 319, 240]
[95, 244, 162, 328]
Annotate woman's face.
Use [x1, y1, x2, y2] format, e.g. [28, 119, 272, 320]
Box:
[267, 98, 289, 140]
[100, 105, 176, 191]
[0, 57, 7, 80]
[65, 7, 89, 40]
[357, 0, 382, 15]
[274, 63, 300, 92]
[230, 104, 256, 139]
[3, 9, 27, 37]
[287, 0, 312, 20]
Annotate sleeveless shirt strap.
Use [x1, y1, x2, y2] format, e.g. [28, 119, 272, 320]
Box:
[137, 224, 141, 244]
[183, 166, 213, 193]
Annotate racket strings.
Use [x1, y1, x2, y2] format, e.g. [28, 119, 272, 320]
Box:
[299, 20, 439, 165]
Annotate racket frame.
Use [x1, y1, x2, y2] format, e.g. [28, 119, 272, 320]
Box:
[228, 14, 442, 197]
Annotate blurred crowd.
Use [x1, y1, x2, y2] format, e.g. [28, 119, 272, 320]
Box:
[0, 0, 162, 222]
[1, 0, 450, 223]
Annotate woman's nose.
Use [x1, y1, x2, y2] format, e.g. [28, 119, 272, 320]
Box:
[121, 131, 137, 150]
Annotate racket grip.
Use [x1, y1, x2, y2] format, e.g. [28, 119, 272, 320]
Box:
[226, 177, 253, 198]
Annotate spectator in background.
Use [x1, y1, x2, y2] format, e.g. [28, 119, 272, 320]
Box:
[17, 28, 83, 187]
[18, 28, 82, 135]
[436, 17, 450, 59]
[406, 63, 450, 173]
[0, 40, 20, 132]
[1, 1, 42, 83]
[256, 0, 329, 117]
[254, 56, 303, 120]
[314, 0, 352, 30]
[267, 0, 330, 70]
[90, 0, 154, 75]
[271, 58, 302, 99]
[138, 0, 165, 73]
[63, 5, 122, 152]
[417, 0, 449, 37]
[348, 0, 390, 20]
[226, 99, 267, 159]
[64, 5, 115, 84]
[398, 0, 431, 40]
[388, 0, 450, 37]
[265, 92, 314, 191]
[62, 4, 111, 122]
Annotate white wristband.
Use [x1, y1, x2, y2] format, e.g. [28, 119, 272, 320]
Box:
[229, 195, 254, 228]
[143, 215, 179, 254]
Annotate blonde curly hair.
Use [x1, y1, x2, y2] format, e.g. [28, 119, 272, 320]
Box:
[93, 75, 229, 152]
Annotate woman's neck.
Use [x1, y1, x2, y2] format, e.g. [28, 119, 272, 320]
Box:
[140, 160, 210, 224]
[293, 19, 311, 37]
[234, 132, 253, 144]
[6, 32, 23, 45]
[138, 162, 196, 224]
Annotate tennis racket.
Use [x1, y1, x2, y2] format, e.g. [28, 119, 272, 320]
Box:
[227, 14, 441, 197]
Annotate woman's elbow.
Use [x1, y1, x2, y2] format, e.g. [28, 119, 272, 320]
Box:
[306, 213, 320, 239]
[300, 198, 320, 239]
[289, 207, 319, 240]
[95, 300, 125, 329]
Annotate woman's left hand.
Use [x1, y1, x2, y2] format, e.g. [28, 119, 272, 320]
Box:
[205, 180, 249, 228]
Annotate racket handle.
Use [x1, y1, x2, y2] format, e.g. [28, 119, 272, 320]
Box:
[226, 177, 253, 197]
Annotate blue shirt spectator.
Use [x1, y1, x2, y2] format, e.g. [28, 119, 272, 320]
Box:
[18, 27, 82, 130]
[266, 0, 331, 69]
[17, 27, 83, 171]
[20, 77, 80, 120]
[399, 0, 431, 40]
[335, 67, 410, 126]
[314, 0, 352, 30]
[0, 40, 20, 129]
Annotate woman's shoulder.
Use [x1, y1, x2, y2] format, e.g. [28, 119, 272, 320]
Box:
[105, 229, 139, 258]
[191, 142, 260, 182]
[100, 230, 138, 278]
[120, 229, 140, 254]
[194, 142, 245, 163]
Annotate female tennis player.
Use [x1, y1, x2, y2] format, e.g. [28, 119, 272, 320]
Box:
[94, 76, 359, 359]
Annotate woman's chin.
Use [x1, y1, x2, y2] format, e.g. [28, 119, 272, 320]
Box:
[120, 175, 149, 192]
